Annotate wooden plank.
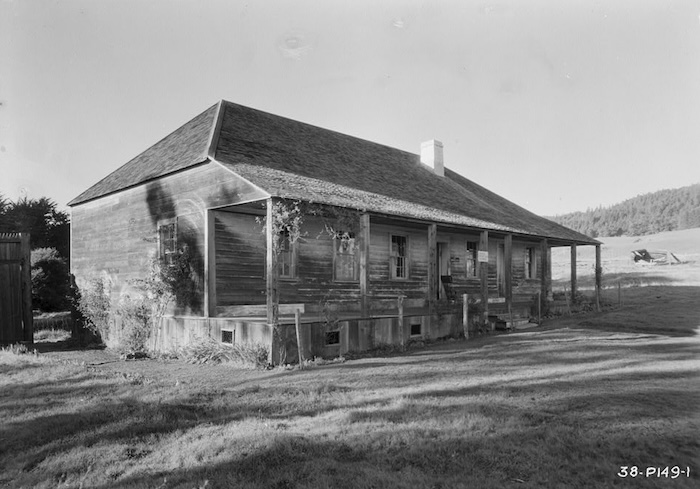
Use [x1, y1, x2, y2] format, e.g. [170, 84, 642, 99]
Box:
[20, 233, 33, 342]
[217, 303, 305, 317]
[570, 244, 577, 302]
[266, 199, 279, 325]
[540, 239, 550, 310]
[462, 293, 469, 339]
[359, 213, 370, 317]
[504, 234, 512, 313]
[205, 210, 216, 317]
[479, 231, 489, 326]
[595, 244, 602, 312]
[427, 224, 437, 331]
[294, 309, 304, 364]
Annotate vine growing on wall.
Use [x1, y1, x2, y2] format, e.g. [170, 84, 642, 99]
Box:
[256, 200, 306, 252]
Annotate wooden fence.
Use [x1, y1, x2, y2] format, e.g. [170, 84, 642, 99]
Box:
[0, 233, 33, 344]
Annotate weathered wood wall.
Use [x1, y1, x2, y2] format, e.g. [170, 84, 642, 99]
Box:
[71, 162, 267, 320]
[214, 211, 266, 307]
[0, 233, 32, 343]
[368, 222, 429, 308]
[215, 214, 365, 312]
[272, 311, 466, 364]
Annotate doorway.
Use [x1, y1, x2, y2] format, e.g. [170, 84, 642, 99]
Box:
[497, 243, 505, 297]
[438, 242, 450, 300]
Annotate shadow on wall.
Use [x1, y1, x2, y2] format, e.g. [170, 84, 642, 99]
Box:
[145, 180, 204, 316]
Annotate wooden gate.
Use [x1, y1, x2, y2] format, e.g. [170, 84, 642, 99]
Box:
[0, 233, 33, 344]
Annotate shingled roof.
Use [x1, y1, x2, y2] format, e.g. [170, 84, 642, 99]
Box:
[70, 100, 599, 245]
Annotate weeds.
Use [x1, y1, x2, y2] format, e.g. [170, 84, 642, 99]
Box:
[0, 343, 38, 356]
[179, 337, 269, 368]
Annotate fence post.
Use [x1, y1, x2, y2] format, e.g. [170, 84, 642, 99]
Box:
[398, 295, 404, 349]
[618, 281, 621, 306]
[20, 233, 33, 343]
[295, 309, 304, 365]
[462, 293, 469, 339]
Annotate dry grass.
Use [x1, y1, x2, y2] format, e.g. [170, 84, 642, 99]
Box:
[552, 228, 700, 289]
[2, 248, 699, 487]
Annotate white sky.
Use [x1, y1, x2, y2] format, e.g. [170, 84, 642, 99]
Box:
[1, 0, 699, 216]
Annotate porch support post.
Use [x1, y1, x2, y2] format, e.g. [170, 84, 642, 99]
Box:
[595, 244, 602, 312]
[204, 209, 217, 318]
[504, 234, 513, 314]
[266, 198, 279, 326]
[359, 213, 370, 318]
[570, 244, 577, 303]
[540, 238, 551, 314]
[428, 224, 438, 332]
[479, 230, 489, 327]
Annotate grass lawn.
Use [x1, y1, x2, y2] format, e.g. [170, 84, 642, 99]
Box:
[2, 283, 699, 487]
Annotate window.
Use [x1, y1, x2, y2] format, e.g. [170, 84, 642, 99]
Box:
[221, 330, 234, 344]
[334, 232, 358, 281]
[466, 241, 478, 277]
[325, 330, 340, 345]
[278, 230, 296, 278]
[410, 323, 422, 336]
[390, 235, 408, 279]
[525, 247, 537, 279]
[158, 222, 177, 266]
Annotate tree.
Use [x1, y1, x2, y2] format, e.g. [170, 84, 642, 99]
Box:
[0, 197, 70, 259]
[30, 247, 71, 312]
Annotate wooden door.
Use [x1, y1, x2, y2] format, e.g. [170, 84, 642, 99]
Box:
[0, 233, 33, 344]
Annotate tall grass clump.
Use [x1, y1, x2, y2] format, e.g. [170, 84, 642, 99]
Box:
[117, 295, 153, 356]
[179, 337, 268, 369]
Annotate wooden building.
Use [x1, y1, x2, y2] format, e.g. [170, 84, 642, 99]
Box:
[69, 100, 600, 361]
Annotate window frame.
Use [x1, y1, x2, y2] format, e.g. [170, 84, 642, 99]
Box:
[389, 234, 409, 280]
[158, 219, 178, 266]
[325, 330, 340, 346]
[332, 232, 359, 282]
[525, 246, 537, 279]
[277, 229, 297, 279]
[466, 240, 478, 278]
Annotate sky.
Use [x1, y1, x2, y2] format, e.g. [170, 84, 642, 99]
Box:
[1, 0, 700, 217]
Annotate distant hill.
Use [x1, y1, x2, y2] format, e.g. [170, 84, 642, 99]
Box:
[546, 183, 700, 238]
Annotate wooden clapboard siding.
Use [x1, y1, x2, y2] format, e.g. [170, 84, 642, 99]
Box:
[214, 213, 363, 311]
[512, 239, 543, 300]
[436, 230, 482, 295]
[368, 222, 429, 303]
[71, 163, 266, 317]
[280, 216, 361, 309]
[214, 210, 266, 306]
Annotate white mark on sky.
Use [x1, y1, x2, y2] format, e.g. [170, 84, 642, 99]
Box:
[392, 18, 405, 29]
[276, 31, 315, 60]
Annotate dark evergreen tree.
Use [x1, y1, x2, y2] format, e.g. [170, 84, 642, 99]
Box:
[547, 183, 700, 237]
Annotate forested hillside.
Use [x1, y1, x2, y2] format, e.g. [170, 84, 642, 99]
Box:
[547, 183, 700, 238]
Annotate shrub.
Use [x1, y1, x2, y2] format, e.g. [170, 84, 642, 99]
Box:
[30, 247, 71, 312]
[117, 295, 152, 355]
[75, 278, 111, 343]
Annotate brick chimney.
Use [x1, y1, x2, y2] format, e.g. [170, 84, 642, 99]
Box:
[420, 139, 444, 177]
